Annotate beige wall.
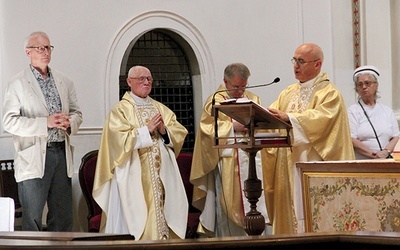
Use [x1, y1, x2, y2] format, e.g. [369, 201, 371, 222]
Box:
[0, 0, 397, 232]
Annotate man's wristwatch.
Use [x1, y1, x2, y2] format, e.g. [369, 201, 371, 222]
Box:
[384, 148, 392, 154]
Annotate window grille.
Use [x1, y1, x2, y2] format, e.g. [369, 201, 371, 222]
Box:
[120, 30, 195, 151]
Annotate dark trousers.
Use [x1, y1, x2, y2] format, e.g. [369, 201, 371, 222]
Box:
[18, 143, 72, 231]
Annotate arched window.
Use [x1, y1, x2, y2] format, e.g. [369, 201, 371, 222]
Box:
[119, 29, 195, 151]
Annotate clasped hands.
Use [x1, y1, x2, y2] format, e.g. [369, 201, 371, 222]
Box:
[372, 149, 390, 159]
[48, 112, 71, 131]
[147, 113, 166, 135]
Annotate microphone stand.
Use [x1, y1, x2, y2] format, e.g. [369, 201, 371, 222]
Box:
[211, 76, 287, 235]
[211, 77, 280, 116]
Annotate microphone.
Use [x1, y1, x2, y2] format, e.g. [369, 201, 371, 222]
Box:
[211, 77, 280, 116]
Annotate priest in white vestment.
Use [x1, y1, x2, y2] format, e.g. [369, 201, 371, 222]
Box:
[93, 66, 188, 240]
[190, 63, 270, 237]
[265, 43, 355, 235]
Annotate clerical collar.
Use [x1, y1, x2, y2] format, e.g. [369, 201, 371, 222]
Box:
[130, 91, 150, 104]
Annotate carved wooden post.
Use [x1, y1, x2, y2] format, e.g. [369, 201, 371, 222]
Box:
[243, 149, 265, 235]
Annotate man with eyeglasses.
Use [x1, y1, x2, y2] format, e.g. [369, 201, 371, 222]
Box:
[263, 43, 355, 235]
[2, 31, 82, 231]
[93, 65, 188, 240]
[190, 63, 270, 237]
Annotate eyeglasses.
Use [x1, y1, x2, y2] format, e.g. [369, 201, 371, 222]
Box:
[228, 81, 248, 90]
[232, 85, 247, 90]
[26, 45, 54, 54]
[291, 58, 319, 66]
[129, 76, 153, 83]
[356, 81, 376, 88]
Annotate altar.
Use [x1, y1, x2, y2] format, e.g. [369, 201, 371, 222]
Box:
[297, 160, 400, 233]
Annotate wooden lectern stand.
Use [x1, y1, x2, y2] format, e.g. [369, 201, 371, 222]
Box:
[213, 101, 292, 235]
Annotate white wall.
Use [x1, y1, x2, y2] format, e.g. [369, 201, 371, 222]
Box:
[0, 0, 396, 232]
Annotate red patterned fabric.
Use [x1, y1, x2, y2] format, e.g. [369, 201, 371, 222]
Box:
[79, 150, 101, 232]
[79, 150, 200, 236]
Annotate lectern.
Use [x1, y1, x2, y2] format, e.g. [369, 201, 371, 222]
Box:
[213, 100, 292, 235]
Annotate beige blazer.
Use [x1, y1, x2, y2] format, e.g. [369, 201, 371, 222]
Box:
[2, 66, 82, 182]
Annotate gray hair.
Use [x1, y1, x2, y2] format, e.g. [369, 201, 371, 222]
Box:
[223, 63, 251, 82]
[355, 72, 380, 100]
[24, 31, 50, 48]
[128, 65, 150, 77]
[354, 72, 378, 84]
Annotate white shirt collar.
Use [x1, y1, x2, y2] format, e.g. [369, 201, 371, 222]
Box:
[130, 91, 150, 104]
[299, 73, 322, 87]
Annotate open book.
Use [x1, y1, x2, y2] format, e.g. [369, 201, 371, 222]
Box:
[213, 100, 292, 148]
[220, 97, 252, 104]
[220, 98, 272, 114]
